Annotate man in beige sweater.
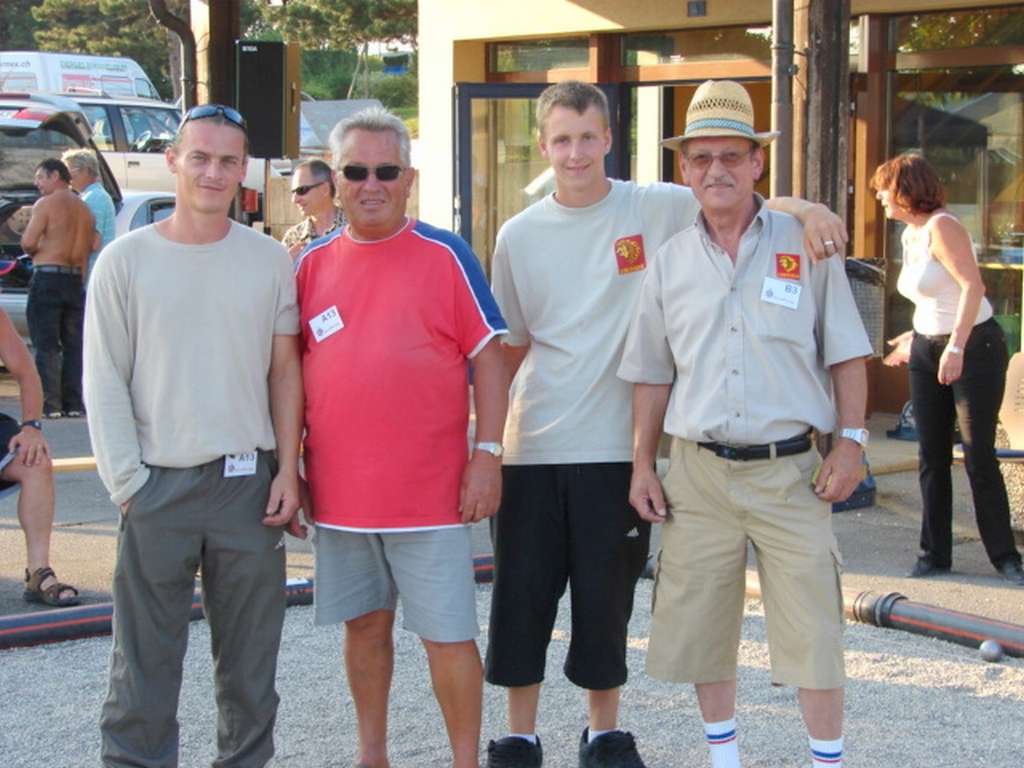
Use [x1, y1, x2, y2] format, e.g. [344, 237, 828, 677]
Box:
[84, 104, 303, 768]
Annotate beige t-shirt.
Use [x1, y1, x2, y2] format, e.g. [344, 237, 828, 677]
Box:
[492, 179, 699, 464]
[618, 202, 872, 444]
[84, 221, 300, 504]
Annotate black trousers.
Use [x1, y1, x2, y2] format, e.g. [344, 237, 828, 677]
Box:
[25, 271, 84, 414]
[909, 317, 1021, 569]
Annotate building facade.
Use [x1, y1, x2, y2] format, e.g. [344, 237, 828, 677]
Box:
[418, 0, 1024, 411]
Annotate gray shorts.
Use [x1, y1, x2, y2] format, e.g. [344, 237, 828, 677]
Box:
[313, 525, 479, 642]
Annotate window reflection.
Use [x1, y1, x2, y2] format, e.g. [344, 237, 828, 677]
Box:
[887, 65, 1024, 352]
[469, 98, 549, 273]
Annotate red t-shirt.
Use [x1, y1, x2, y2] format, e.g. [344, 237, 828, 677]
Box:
[295, 219, 507, 530]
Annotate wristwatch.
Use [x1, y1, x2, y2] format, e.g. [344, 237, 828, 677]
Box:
[20, 420, 42, 431]
[474, 441, 504, 457]
[839, 427, 869, 448]
[946, 343, 963, 355]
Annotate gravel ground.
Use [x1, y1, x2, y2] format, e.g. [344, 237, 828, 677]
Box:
[2, 580, 1021, 767]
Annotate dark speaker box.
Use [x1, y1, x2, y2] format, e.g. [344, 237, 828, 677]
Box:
[235, 40, 300, 159]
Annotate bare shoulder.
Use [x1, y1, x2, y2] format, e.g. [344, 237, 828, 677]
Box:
[929, 212, 971, 248]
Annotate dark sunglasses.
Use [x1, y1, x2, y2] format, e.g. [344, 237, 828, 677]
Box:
[180, 104, 248, 133]
[291, 180, 327, 196]
[341, 164, 404, 182]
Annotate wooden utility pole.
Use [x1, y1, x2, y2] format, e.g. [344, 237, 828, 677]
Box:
[771, 0, 794, 198]
[800, 0, 851, 218]
[190, 0, 241, 106]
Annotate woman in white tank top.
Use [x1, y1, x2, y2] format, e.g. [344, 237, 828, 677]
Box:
[872, 154, 1023, 586]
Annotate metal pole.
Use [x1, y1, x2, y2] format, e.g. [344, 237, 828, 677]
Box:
[771, 0, 794, 197]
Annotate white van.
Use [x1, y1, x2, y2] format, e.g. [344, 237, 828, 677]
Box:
[0, 51, 161, 101]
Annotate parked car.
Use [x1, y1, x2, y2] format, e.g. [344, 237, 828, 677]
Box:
[0, 51, 161, 101]
[0, 92, 126, 337]
[71, 94, 181, 193]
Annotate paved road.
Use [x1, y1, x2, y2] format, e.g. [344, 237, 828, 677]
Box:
[1, 401, 1023, 766]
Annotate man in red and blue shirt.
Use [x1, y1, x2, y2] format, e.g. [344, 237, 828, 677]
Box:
[295, 106, 508, 768]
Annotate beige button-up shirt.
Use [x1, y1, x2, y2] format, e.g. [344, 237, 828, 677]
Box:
[618, 199, 871, 445]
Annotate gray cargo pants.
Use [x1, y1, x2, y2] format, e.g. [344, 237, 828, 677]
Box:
[100, 452, 286, 768]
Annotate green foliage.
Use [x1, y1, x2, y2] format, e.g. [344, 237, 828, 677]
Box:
[2, 0, 418, 107]
[896, 8, 1024, 53]
[29, 0, 190, 100]
[369, 72, 417, 110]
[0, 0, 43, 50]
[260, 0, 416, 50]
[301, 48, 359, 101]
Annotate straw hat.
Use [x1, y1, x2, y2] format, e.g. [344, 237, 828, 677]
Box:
[661, 79, 779, 151]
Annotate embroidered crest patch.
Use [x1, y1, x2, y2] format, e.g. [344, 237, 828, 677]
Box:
[775, 252, 801, 281]
[615, 235, 646, 274]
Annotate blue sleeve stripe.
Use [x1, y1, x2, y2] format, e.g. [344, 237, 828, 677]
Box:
[293, 227, 345, 275]
[411, 222, 508, 334]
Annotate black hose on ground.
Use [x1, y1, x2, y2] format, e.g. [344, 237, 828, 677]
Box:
[1, 558, 498, 650]
[0, 579, 314, 650]
[850, 590, 1024, 658]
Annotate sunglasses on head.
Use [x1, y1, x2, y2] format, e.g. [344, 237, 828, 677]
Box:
[291, 181, 327, 196]
[180, 104, 248, 133]
[340, 164, 404, 182]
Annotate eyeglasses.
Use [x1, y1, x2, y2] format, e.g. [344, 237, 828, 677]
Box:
[291, 181, 327, 196]
[683, 148, 754, 171]
[179, 104, 248, 133]
[340, 164, 404, 182]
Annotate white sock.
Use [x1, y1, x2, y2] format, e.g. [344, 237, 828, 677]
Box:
[508, 733, 538, 745]
[703, 718, 740, 768]
[587, 727, 619, 742]
[809, 736, 843, 766]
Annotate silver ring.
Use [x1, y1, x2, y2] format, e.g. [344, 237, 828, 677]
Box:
[824, 239, 835, 247]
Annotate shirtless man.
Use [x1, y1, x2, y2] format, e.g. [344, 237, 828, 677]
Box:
[20, 158, 94, 418]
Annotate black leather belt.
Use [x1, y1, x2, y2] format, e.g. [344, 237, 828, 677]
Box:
[698, 431, 812, 461]
[34, 265, 81, 275]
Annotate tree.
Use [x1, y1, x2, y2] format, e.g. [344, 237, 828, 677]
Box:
[29, 0, 192, 99]
[0, 0, 43, 50]
[260, 0, 416, 100]
[259, 0, 416, 51]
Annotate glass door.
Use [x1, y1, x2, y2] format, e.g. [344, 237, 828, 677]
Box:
[454, 83, 623, 274]
[886, 65, 1024, 354]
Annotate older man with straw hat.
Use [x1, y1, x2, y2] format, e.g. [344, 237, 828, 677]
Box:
[619, 79, 872, 768]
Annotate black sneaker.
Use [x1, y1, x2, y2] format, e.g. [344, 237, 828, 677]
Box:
[486, 735, 543, 768]
[578, 728, 647, 768]
[908, 557, 951, 578]
[996, 559, 1024, 586]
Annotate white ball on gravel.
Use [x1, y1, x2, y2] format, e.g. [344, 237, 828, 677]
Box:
[979, 639, 1004, 663]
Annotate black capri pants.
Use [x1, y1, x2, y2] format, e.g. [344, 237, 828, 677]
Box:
[485, 462, 651, 690]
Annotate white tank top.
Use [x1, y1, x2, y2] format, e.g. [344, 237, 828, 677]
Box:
[896, 211, 993, 336]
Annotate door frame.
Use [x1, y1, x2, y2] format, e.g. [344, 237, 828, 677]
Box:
[452, 82, 626, 246]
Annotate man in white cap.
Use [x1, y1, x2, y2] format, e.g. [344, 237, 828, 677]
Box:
[619, 79, 871, 768]
[485, 79, 852, 768]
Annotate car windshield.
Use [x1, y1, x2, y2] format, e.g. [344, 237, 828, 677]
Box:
[0, 124, 79, 192]
[121, 106, 181, 149]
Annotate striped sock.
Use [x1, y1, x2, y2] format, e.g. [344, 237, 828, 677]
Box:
[703, 718, 740, 768]
[809, 736, 843, 766]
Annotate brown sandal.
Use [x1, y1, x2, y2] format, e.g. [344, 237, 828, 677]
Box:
[23, 566, 80, 607]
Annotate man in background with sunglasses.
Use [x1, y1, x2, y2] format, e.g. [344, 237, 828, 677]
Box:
[85, 103, 303, 768]
[619, 80, 870, 768]
[485, 80, 852, 768]
[282, 158, 346, 260]
[295, 106, 507, 768]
